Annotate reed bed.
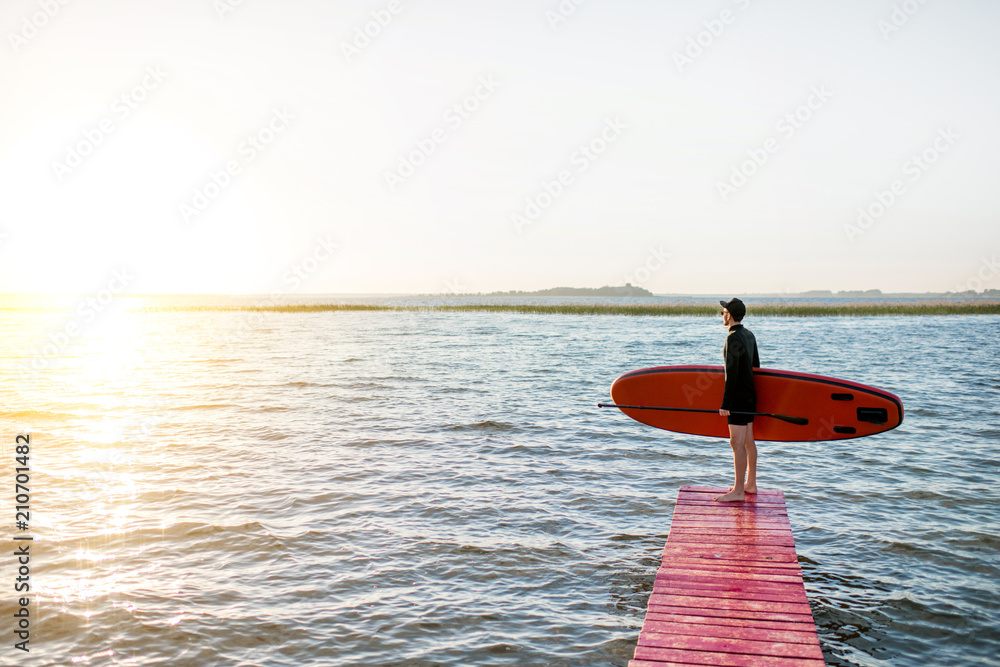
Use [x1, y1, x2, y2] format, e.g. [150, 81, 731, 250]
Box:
[154, 301, 1000, 316]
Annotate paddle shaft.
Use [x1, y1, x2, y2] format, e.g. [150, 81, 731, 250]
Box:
[597, 403, 809, 426]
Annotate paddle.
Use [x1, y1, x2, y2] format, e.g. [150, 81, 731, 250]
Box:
[597, 403, 809, 426]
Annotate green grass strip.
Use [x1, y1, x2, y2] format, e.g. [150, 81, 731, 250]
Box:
[148, 301, 1000, 316]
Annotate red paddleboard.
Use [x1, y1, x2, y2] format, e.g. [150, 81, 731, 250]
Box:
[608, 365, 903, 442]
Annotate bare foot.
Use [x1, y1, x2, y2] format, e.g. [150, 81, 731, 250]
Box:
[744, 485, 757, 494]
[714, 489, 745, 502]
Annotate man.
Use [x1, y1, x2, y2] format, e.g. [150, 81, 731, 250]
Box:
[715, 297, 760, 502]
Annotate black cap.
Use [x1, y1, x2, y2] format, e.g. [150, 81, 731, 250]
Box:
[720, 297, 746, 321]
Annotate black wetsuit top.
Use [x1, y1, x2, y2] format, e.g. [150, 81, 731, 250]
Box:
[721, 324, 760, 411]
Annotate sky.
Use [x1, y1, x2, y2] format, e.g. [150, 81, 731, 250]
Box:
[1, 0, 998, 295]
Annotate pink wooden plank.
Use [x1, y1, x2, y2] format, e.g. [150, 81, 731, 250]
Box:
[653, 583, 807, 602]
[662, 542, 799, 555]
[671, 518, 790, 527]
[674, 508, 791, 530]
[671, 514, 792, 532]
[669, 532, 794, 541]
[658, 567, 805, 583]
[653, 579, 808, 600]
[672, 516, 788, 525]
[669, 533, 795, 544]
[652, 586, 808, 606]
[632, 646, 826, 667]
[671, 512, 792, 530]
[638, 632, 824, 660]
[655, 574, 809, 595]
[672, 507, 789, 516]
[647, 603, 816, 625]
[673, 516, 789, 523]
[668, 535, 793, 543]
[667, 536, 795, 546]
[655, 568, 805, 585]
[661, 558, 802, 571]
[668, 526, 793, 536]
[671, 516, 790, 524]
[643, 611, 817, 633]
[660, 547, 800, 563]
[648, 593, 812, 615]
[641, 620, 820, 646]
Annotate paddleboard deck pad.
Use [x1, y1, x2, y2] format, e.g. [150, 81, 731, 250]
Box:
[609, 365, 903, 441]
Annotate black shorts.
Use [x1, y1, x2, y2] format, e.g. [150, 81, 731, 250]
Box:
[727, 412, 754, 426]
[726, 399, 756, 426]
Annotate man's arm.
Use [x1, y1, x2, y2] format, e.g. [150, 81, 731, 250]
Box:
[752, 340, 760, 369]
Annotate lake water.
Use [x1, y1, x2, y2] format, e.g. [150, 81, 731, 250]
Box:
[2, 300, 998, 666]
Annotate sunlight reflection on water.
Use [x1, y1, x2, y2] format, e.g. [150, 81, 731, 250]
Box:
[0, 302, 997, 666]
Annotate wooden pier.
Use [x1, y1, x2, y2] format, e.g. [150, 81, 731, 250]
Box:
[629, 485, 825, 667]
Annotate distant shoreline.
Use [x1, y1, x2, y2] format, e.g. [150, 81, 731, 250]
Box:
[143, 301, 1000, 316]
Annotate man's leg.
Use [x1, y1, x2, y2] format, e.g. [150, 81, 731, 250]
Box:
[744, 423, 757, 494]
[715, 424, 748, 502]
